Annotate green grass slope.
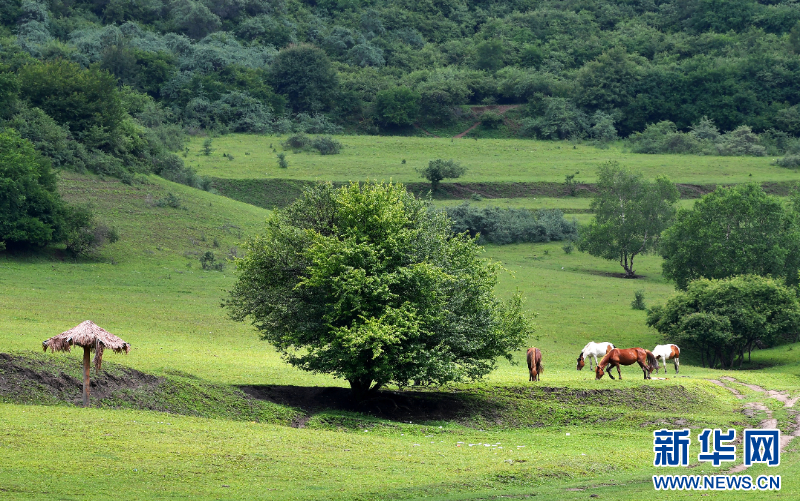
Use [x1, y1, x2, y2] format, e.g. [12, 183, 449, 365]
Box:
[0, 167, 798, 499]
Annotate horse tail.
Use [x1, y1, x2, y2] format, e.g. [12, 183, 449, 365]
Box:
[646, 350, 657, 372]
[536, 348, 543, 375]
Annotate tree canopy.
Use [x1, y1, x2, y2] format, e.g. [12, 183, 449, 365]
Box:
[268, 44, 339, 113]
[417, 158, 466, 192]
[647, 275, 800, 369]
[660, 184, 800, 289]
[0, 129, 65, 248]
[224, 181, 533, 399]
[578, 162, 679, 278]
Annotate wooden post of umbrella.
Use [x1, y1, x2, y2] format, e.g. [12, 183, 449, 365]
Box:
[82, 346, 91, 407]
[42, 320, 131, 408]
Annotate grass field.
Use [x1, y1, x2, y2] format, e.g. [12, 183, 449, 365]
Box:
[186, 134, 798, 185]
[2, 136, 800, 500]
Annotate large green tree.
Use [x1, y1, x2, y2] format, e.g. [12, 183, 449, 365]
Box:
[647, 275, 800, 369]
[224, 181, 532, 399]
[0, 129, 66, 248]
[268, 44, 339, 113]
[17, 60, 124, 139]
[578, 162, 679, 278]
[375, 86, 420, 126]
[660, 184, 800, 289]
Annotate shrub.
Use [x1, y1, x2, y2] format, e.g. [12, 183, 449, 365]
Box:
[480, 110, 504, 128]
[277, 152, 288, 168]
[200, 251, 224, 271]
[631, 290, 646, 310]
[417, 159, 466, 191]
[282, 134, 310, 150]
[562, 242, 574, 254]
[154, 193, 182, 208]
[310, 136, 341, 155]
[63, 205, 120, 257]
[202, 138, 213, 155]
[774, 155, 800, 169]
[445, 203, 578, 245]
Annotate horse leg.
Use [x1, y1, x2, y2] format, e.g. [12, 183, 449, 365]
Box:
[617, 364, 622, 380]
[674, 357, 679, 374]
[590, 355, 596, 371]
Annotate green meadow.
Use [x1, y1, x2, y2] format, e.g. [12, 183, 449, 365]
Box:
[2, 136, 800, 500]
[187, 134, 794, 185]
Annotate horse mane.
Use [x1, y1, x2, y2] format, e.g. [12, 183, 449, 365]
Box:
[645, 350, 657, 372]
[597, 349, 614, 368]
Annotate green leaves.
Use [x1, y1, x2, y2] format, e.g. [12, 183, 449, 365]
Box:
[578, 162, 679, 277]
[224, 181, 533, 398]
[647, 275, 800, 369]
[660, 184, 800, 289]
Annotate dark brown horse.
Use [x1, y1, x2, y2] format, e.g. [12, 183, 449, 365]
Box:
[595, 348, 657, 380]
[527, 347, 543, 382]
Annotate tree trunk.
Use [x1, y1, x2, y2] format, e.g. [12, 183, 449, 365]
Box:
[348, 378, 381, 402]
[82, 346, 91, 407]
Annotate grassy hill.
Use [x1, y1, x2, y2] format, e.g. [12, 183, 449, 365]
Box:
[3, 141, 800, 499]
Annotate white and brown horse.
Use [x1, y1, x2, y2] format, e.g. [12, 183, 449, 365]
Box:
[577, 341, 615, 371]
[652, 344, 680, 374]
[595, 348, 657, 380]
[527, 347, 543, 382]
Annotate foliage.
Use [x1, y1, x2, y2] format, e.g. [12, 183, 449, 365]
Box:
[17, 60, 123, 140]
[269, 44, 339, 113]
[276, 152, 288, 168]
[416, 158, 466, 191]
[0, 129, 66, 248]
[647, 275, 800, 369]
[62, 204, 119, 257]
[660, 184, 800, 289]
[200, 251, 224, 270]
[202, 138, 213, 155]
[445, 203, 578, 245]
[631, 290, 645, 310]
[282, 134, 341, 155]
[375, 86, 420, 126]
[775, 155, 800, 169]
[224, 182, 532, 399]
[578, 162, 679, 278]
[480, 110, 504, 129]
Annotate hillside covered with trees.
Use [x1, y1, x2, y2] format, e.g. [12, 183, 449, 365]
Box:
[1, 0, 800, 183]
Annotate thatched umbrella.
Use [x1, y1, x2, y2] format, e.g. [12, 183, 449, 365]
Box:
[42, 320, 131, 407]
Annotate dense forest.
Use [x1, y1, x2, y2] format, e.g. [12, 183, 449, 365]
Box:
[1, 0, 800, 183]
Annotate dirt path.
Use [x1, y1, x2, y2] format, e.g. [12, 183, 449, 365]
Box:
[709, 377, 798, 474]
[453, 105, 520, 139]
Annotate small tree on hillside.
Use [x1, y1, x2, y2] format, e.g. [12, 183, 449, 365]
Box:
[375, 86, 420, 126]
[647, 275, 800, 369]
[417, 159, 466, 192]
[578, 162, 679, 278]
[223, 181, 532, 400]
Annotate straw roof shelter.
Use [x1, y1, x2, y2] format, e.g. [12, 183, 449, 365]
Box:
[42, 320, 131, 407]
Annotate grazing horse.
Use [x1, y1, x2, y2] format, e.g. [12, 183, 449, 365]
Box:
[652, 344, 680, 374]
[577, 342, 615, 371]
[595, 348, 657, 380]
[527, 347, 543, 382]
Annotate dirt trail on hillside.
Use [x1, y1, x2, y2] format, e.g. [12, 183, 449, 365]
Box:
[453, 105, 519, 139]
[710, 377, 798, 474]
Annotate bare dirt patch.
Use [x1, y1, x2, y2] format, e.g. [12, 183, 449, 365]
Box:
[0, 352, 160, 406]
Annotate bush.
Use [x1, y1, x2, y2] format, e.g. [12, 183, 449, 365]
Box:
[445, 203, 578, 245]
[631, 290, 646, 310]
[154, 192, 182, 208]
[282, 134, 310, 150]
[277, 152, 288, 168]
[417, 158, 466, 191]
[775, 155, 800, 169]
[283, 134, 341, 155]
[310, 136, 341, 155]
[480, 110, 504, 129]
[63, 204, 120, 257]
[200, 251, 224, 270]
[375, 87, 420, 126]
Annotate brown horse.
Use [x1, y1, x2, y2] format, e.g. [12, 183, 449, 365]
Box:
[595, 348, 657, 380]
[527, 347, 543, 382]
